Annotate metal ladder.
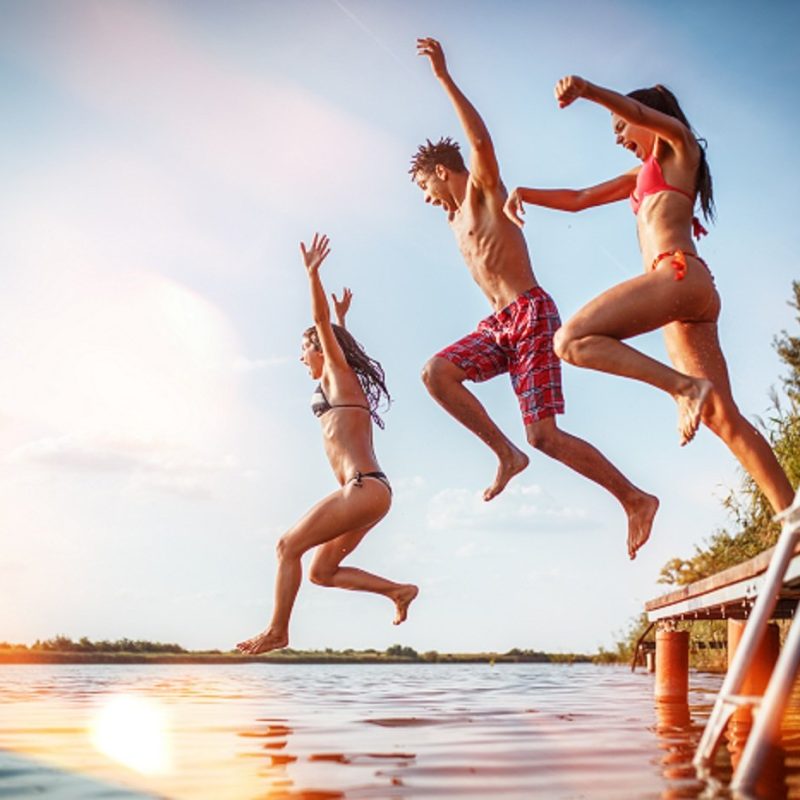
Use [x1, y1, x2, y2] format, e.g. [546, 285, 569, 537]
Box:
[693, 490, 800, 793]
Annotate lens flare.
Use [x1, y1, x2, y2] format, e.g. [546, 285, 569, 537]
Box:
[90, 694, 172, 775]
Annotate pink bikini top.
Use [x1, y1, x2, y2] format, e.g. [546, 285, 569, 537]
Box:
[630, 155, 707, 238]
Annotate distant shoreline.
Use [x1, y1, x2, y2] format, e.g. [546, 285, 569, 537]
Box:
[0, 651, 595, 666]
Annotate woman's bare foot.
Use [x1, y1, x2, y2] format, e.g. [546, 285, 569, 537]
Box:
[236, 628, 288, 655]
[677, 378, 712, 446]
[483, 446, 529, 501]
[626, 492, 659, 560]
[391, 585, 419, 625]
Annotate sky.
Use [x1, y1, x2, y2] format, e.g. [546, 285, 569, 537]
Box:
[0, 0, 798, 655]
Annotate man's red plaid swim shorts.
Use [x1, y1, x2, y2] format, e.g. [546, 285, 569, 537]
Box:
[435, 286, 564, 426]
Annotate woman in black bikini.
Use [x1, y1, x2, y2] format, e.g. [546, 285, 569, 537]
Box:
[237, 234, 418, 655]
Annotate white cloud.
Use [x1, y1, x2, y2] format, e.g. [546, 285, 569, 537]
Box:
[0, 212, 255, 503]
[0, 561, 29, 578]
[0, 252, 243, 443]
[1, 1, 403, 218]
[391, 475, 426, 498]
[426, 483, 587, 532]
[526, 566, 563, 583]
[232, 355, 291, 372]
[10, 433, 236, 498]
[454, 541, 481, 559]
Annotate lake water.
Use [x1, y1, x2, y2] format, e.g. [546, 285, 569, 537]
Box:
[0, 662, 797, 799]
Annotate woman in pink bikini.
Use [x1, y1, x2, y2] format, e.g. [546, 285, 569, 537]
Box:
[504, 77, 793, 539]
[237, 233, 417, 655]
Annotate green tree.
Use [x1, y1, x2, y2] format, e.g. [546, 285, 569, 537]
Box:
[659, 281, 800, 586]
[385, 644, 418, 659]
[597, 612, 652, 663]
[36, 635, 76, 651]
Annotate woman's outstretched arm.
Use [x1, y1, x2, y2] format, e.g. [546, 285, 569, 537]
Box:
[332, 287, 352, 329]
[301, 233, 348, 369]
[503, 170, 637, 227]
[555, 75, 693, 151]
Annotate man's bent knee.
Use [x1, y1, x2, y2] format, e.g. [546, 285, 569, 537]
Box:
[526, 419, 560, 453]
[421, 356, 464, 395]
[526, 428, 550, 452]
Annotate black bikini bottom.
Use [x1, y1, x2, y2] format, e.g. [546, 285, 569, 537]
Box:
[350, 470, 392, 495]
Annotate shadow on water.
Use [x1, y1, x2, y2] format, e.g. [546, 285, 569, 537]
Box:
[0, 748, 158, 798]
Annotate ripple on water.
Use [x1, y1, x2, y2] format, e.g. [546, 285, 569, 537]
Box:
[1, 663, 799, 799]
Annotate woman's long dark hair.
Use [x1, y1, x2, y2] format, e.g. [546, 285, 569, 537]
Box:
[305, 323, 391, 429]
[627, 84, 715, 223]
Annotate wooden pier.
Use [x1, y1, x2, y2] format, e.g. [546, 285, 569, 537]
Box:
[646, 539, 800, 623]
[643, 496, 800, 795]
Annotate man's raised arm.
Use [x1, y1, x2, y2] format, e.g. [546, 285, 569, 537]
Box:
[417, 37, 499, 189]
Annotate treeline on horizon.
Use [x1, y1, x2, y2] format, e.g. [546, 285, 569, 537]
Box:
[0, 637, 592, 664]
[0, 636, 187, 654]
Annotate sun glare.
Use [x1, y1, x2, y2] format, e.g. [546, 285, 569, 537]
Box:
[90, 694, 172, 775]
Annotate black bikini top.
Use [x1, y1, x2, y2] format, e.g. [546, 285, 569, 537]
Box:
[311, 383, 370, 418]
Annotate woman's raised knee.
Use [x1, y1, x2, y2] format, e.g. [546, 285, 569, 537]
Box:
[308, 563, 336, 586]
[553, 325, 578, 364]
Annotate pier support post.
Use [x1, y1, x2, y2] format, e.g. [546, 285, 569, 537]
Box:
[654, 629, 689, 703]
[726, 619, 780, 695]
[725, 619, 782, 789]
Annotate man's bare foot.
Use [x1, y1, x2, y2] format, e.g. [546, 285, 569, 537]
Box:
[677, 378, 712, 446]
[626, 492, 659, 560]
[483, 446, 529, 501]
[236, 629, 288, 655]
[392, 585, 419, 625]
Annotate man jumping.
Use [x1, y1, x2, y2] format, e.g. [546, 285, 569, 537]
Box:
[411, 38, 658, 559]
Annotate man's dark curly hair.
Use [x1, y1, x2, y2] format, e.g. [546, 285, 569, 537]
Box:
[408, 136, 466, 179]
[304, 324, 391, 429]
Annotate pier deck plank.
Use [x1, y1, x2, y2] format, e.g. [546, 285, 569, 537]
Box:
[646, 540, 800, 622]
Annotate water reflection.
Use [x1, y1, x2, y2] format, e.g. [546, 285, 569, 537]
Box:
[90, 694, 172, 775]
[1, 664, 800, 798]
[723, 619, 787, 799]
[653, 700, 705, 798]
[726, 706, 787, 799]
[236, 714, 419, 798]
[238, 718, 295, 794]
[650, 691, 792, 799]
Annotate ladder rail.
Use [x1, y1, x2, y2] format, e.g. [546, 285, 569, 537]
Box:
[732, 591, 800, 792]
[693, 494, 800, 768]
